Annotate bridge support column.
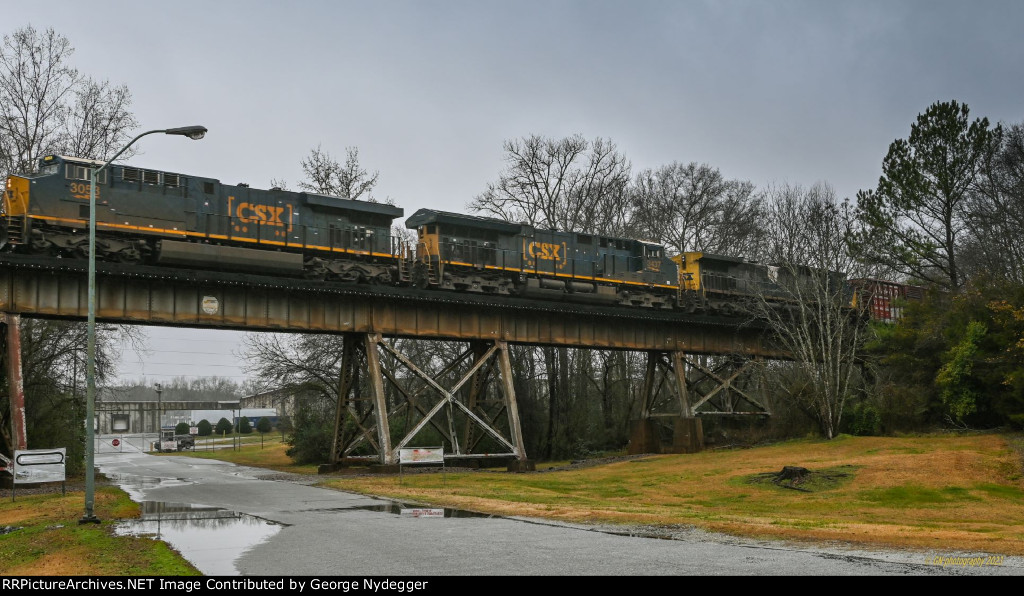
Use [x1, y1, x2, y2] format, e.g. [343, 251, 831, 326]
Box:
[328, 334, 529, 470]
[629, 350, 704, 455]
[1, 313, 27, 453]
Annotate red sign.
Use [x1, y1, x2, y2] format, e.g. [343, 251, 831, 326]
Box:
[112, 439, 120, 447]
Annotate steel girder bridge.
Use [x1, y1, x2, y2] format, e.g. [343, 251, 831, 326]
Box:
[0, 255, 784, 469]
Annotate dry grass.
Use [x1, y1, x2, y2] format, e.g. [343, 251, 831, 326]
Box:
[321, 433, 1024, 555]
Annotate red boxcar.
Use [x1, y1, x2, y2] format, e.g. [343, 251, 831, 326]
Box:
[849, 278, 924, 323]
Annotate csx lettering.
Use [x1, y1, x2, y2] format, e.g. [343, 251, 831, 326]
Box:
[528, 242, 563, 262]
[236, 202, 285, 226]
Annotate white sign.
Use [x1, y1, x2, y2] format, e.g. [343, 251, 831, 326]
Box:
[399, 447, 444, 464]
[201, 295, 219, 315]
[160, 441, 178, 451]
[13, 448, 66, 484]
[189, 427, 199, 435]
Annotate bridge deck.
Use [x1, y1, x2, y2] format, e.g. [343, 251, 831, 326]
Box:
[0, 254, 781, 355]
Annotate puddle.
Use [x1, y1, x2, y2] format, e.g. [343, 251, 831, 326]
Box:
[115, 501, 282, 575]
[306, 503, 496, 518]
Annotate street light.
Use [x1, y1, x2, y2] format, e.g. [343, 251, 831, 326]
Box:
[80, 126, 207, 524]
[155, 382, 163, 436]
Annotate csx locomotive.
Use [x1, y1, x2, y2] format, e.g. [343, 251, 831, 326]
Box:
[1, 154, 822, 315]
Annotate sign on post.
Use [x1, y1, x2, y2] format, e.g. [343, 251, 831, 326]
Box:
[398, 447, 445, 464]
[13, 448, 66, 484]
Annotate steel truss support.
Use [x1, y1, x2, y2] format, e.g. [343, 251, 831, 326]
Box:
[330, 333, 527, 466]
[630, 351, 770, 455]
[682, 354, 770, 416]
[1, 313, 27, 453]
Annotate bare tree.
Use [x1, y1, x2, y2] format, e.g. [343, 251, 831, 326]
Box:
[60, 78, 138, 161]
[753, 183, 873, 439]
[0, 25, 137, 177]
[629, 161, 763, 256]
[0, 25, 141, 460]
[963, 122, 1024, 283]
[469, 134, 631, 235]
[469, 134, 634, 458]
[298, 145, 380, 202]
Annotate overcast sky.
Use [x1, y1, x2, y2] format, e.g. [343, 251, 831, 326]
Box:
[11, 0, 1024, 386]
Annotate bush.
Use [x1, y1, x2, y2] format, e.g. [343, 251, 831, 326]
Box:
[256, 417, 273, 434]
[174, 422, 191, 435]
[196, 419, 213, 436]
[238, 416, 253, 434]
[285, 394, 333, 464]
[846, 400, 882, 436]
[215, 417, 233, 435]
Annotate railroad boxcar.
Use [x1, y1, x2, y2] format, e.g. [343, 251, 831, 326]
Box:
[405, 208, 679, 307]
[2, 155, 403, 281]
[848, 278, 925, 322]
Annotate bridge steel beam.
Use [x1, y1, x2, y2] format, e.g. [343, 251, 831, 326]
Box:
[0, 258, 783, 355]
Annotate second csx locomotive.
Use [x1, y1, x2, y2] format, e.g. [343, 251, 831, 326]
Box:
[2, 154, 829, 315]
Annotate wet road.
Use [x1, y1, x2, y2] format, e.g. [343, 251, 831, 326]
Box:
[94, 440, 1023, 576]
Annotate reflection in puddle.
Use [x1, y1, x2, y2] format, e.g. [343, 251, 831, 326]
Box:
[335, 503, 495, 518]
[115, 502, 282, 576]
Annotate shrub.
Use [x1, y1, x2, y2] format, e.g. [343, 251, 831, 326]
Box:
[215, 417, 233, 435]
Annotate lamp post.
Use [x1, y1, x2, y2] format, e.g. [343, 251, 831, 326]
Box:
[80, 126, 207, 524]
[155, 382, 163, 436]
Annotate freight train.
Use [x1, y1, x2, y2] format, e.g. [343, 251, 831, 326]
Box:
[2, 154, 880, 316]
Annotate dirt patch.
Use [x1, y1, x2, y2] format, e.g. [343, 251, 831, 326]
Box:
[746, 464, 858, 492]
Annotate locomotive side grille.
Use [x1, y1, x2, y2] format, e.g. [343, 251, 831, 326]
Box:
[122, 167, 140, 182]
[143, 170, 160, 185]
[163, 173, 180, 187]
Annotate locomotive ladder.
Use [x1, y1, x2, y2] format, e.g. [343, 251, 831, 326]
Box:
[395, 242, 415, 284]
[4, 216, 25, 245]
